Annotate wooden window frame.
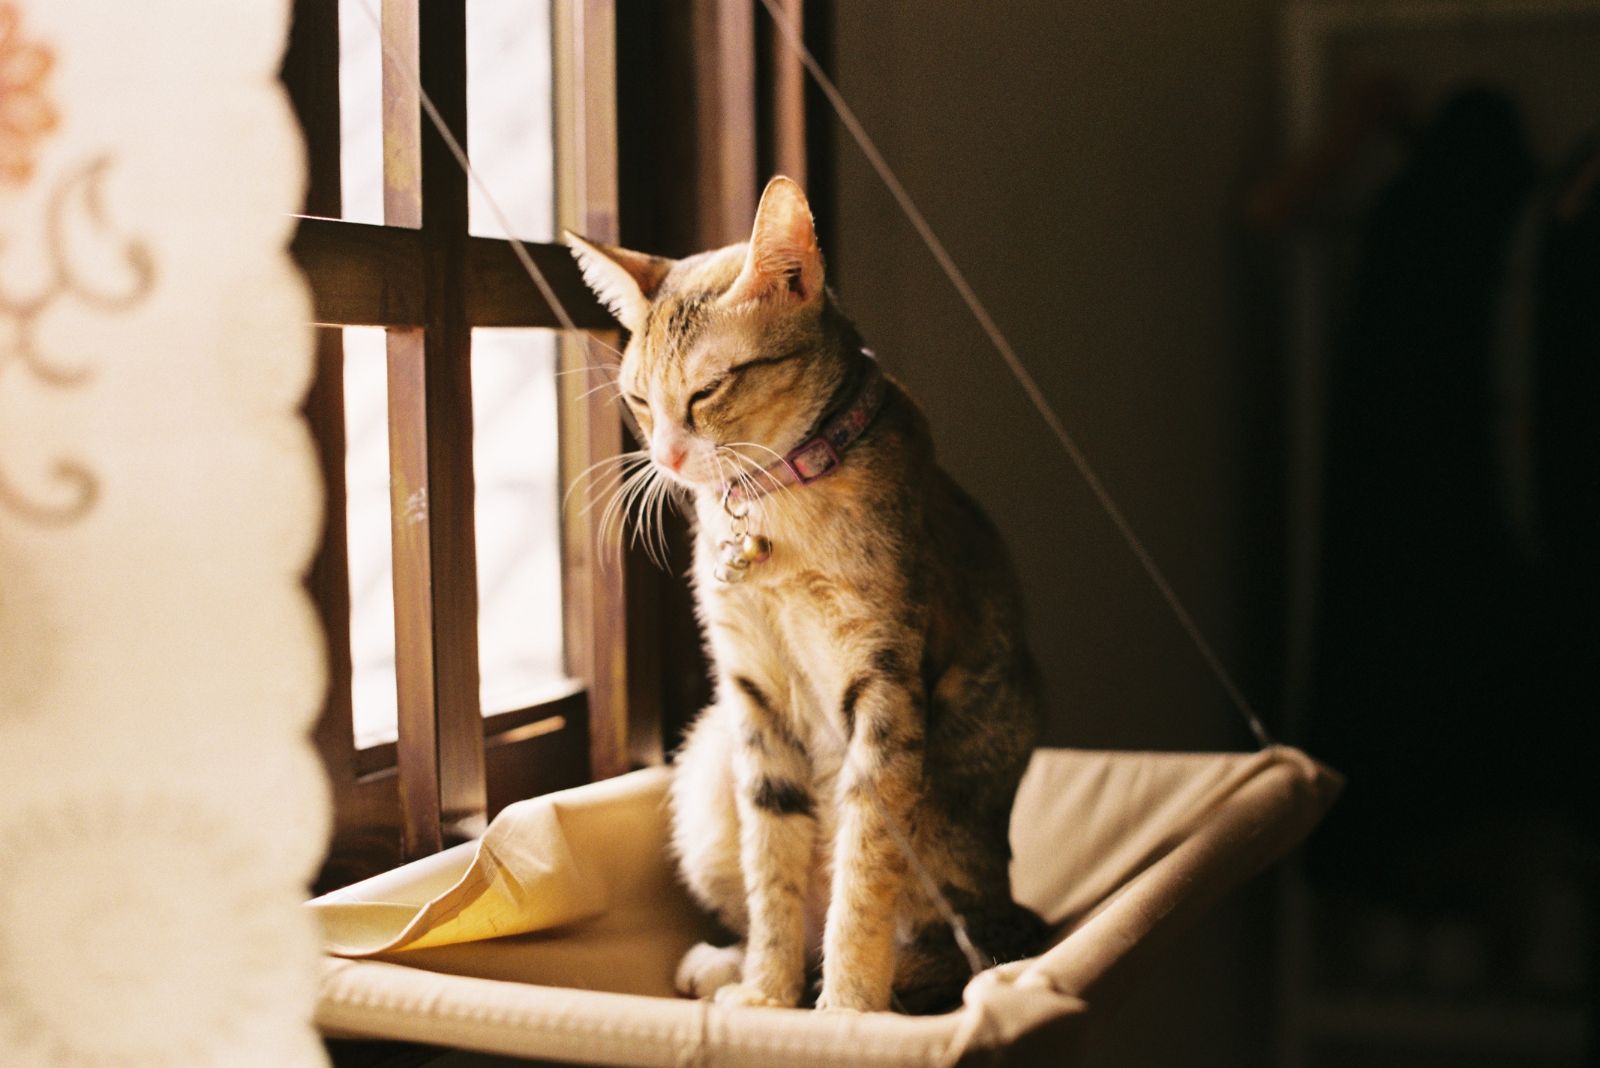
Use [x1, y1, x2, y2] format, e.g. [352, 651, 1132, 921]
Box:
[282, 0, 636, 886]
[280, 0, 812, 893]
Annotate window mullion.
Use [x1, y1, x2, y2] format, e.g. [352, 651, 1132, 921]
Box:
[384, 327, 444, 857]
[554, 0, 643, 780]
[380, 0, 422, 228]
[382, 0, 487, 857]
[693, 0, 758, 244]
[292, 219, 428, 327]
[766, 0, 806, 186]
[462, 236, 614, 329]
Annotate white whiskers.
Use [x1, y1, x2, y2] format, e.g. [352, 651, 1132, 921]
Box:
[716, 443, 799, 523]
[563, 449, 646, 515]
[586, 454, 685, 571]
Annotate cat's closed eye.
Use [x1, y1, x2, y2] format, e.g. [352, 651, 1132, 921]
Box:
[686, 378, 729, 430]
[689, 378, 727, 406]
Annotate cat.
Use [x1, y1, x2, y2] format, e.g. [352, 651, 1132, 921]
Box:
[565, 176, 1044, 1014]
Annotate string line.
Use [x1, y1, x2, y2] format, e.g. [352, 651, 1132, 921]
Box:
[756, 0, 1273, 749]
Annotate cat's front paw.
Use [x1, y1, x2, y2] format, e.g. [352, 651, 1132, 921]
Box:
[811, 996, 864, 1015]
[814, 984, 886, 1013]
[675, 942, 746, 999]
[713, 983, 790, 1009]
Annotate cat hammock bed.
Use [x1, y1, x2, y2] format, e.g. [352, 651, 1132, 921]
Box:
[310, 744, 1338, 1066]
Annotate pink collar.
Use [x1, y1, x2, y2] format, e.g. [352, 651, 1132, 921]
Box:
[724, 356, 886, 505]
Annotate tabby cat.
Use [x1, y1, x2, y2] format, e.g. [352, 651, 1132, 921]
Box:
[566, 177, 1043, 1013]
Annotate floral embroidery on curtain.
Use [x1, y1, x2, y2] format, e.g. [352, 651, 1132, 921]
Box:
[0, 2, 328, 1063]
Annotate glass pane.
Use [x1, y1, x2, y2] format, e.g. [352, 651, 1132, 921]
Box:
[338, 0, 385, 226]
[466, 0, 556, 242]
[343, 327, 399, 747]
[473, 329, 567, 714]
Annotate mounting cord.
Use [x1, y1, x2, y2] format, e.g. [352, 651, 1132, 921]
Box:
[757, 0, 1274, 749]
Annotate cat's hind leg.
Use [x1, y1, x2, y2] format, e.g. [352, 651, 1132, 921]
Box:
[670, 681, 818, 1008]
[891, 930, 971, 1015]
[669, 703, 748, 934]
[893, 900, 1051, 1015]
[669, 704, 757, 1001]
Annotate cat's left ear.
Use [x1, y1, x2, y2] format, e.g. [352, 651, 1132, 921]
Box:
[723, 176, 823, 307]
[563, 231, 671, 335]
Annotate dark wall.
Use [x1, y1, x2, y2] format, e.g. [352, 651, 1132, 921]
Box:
[827, 3, 1284, 757]
[822, 4, 1600, 1065]
[824, 4, 1284, 1065]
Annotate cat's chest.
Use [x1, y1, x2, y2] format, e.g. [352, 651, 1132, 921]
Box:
[714, 582, 846, 718]
[691, 476, 873, 584]
[693, 484, 879, 745]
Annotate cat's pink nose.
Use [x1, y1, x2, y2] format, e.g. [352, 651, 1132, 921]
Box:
[655, 445, 687, 472]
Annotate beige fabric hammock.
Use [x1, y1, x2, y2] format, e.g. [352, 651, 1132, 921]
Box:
[309, 745, 1338, 1066]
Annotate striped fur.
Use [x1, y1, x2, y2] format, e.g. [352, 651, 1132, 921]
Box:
[569, 178, 1043, 1013]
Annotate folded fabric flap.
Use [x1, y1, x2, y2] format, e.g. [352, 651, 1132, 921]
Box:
[313, 902, 436, 955]
[315, 839, 479, 908]
[399, 799, 610, 952]
[311, 781, 623, 957]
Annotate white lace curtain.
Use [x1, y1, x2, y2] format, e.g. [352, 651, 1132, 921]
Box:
[0, 2, 327, 1063]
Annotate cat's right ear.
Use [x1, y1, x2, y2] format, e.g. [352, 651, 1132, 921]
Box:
[562, 231, 671, 335]
[722, 176, 823, 308]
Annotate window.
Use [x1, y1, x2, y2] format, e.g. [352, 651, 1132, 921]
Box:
[281, 0, 812, 891]
[282, 0, 634, 887]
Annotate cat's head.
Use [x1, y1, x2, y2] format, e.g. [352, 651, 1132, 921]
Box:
[564, 176, 849, 491]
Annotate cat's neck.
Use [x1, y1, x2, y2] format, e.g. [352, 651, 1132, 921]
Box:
[721, 345, 882, 506]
